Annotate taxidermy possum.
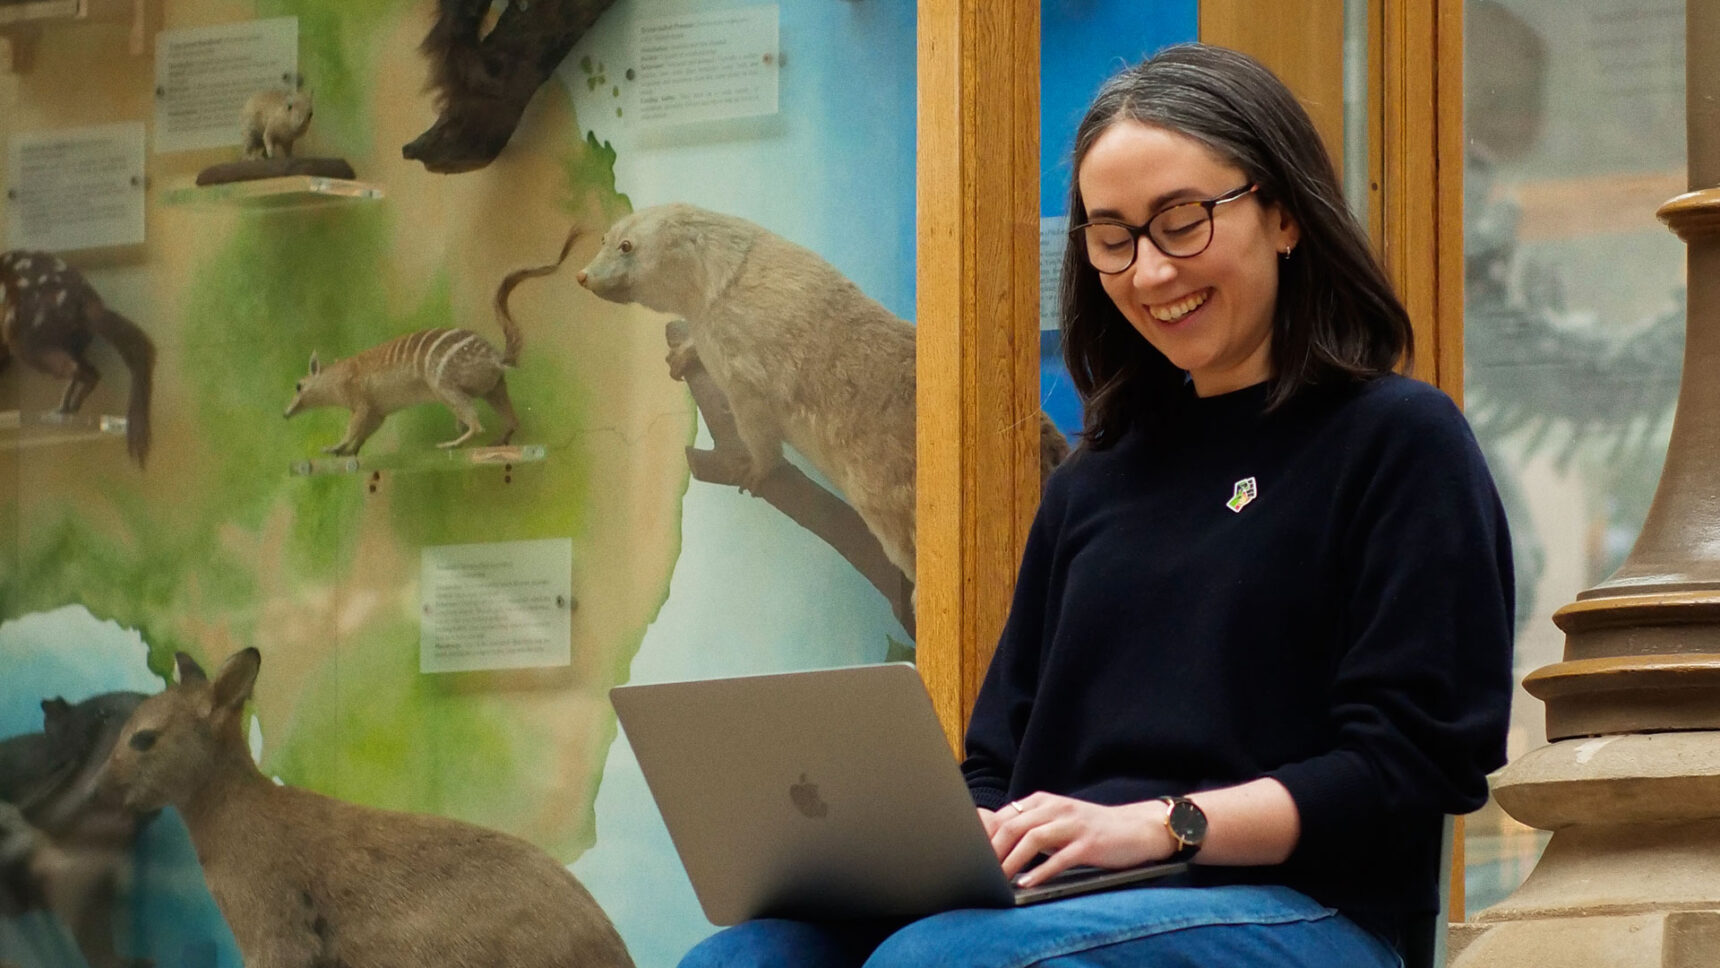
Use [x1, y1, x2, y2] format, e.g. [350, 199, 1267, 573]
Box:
[283, 228, 579, 455]
[102, 649, 635, 968]
[240, 86, 313, 160]
[404, 0, 617, 173]
[576, 204, 1070, 583]
[0, 251, 155, 467]
[0, 691, 151, 968]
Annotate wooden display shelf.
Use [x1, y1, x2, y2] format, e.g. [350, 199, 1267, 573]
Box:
[163, 176, 386, 210]
[0, 0, 153, 71]
[289, 443, 547, 478]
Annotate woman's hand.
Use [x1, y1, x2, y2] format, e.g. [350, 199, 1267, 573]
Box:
[988, 793, 1176, 887]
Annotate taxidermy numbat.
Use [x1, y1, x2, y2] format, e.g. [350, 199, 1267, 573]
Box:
[576, 203, 1071, 585]
[240, 84, 313, 160]
[101, 648, 636, 968]
[0, 251, 155, 466]
[283, 227, 579, 455]
[0, 691, 151, 968]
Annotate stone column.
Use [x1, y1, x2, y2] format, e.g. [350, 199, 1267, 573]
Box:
[1451, 2, 1720, 966]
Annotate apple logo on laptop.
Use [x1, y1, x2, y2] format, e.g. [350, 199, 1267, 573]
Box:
[790, 773, 829, 818]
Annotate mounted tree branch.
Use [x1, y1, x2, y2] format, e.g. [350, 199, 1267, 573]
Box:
[666, 320, 917, 638]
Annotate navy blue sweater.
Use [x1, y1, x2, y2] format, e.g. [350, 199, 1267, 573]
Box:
[962, 374, 1514, 938]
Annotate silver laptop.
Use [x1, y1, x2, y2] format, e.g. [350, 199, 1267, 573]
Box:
[610, 663, 1186, 925]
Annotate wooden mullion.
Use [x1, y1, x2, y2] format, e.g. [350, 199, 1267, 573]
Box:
[917, 0, 1041, 754]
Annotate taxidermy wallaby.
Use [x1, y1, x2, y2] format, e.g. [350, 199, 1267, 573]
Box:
[282, 227, 579, 455]
[0, 691, 151, 968]
[0, 251, 155, 466]
[101, 648, 635, 968]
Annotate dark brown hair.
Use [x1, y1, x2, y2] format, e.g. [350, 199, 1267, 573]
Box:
[1060, 43, 1412, 449]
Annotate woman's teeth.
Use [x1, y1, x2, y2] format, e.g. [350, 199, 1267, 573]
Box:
[1149, 289, 1209, 322]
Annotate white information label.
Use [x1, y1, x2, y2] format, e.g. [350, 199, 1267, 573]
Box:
[420, 538, 574, 674]
[154, 17, 298, 153]
[6, 123, 147, 251]
[632, 5, 779, 126]
[1040, 216, 1068, 332]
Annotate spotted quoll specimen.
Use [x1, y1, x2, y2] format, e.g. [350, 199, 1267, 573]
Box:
[0, 251, 155, 466]
[282, 227, 578, 456]
[102, 649, 634, 968]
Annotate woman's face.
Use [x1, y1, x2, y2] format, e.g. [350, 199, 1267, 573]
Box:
[1076, 120, 1298, 397]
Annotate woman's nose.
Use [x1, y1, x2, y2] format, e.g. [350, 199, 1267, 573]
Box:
[1130, 237, 1177, 287]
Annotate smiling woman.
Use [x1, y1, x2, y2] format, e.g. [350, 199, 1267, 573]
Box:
[1074, 121, 1294, 397]
[678, 42, 1515, 968]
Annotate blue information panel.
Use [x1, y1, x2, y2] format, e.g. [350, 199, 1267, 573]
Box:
[1040, 1, 1198, 438]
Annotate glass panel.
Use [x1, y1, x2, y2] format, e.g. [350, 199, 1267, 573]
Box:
[1342, 0, 1372, 227]
[1038, 2, 1199, 435]
[1, 3, 917, 965]
[1461, 0, 1687, 915]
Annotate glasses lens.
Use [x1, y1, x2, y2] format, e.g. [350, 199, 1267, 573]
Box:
[1149, 203, 1213, 257]
[1081, 223, 1137, 273]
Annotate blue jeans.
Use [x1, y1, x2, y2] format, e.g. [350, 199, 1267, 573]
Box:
[678, 884, 1403, 968]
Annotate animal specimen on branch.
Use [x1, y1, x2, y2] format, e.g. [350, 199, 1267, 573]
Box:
[558, 204, 1071, 635]
[101, 649, 634, 968]
[404, 0, 618, 173]
[0, 251, 155, 466]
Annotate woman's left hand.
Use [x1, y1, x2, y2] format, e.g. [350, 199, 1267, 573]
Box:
[991, 792, 1175, 887]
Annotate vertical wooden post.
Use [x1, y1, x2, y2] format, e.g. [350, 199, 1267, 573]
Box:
[917, 0, 1041, 753]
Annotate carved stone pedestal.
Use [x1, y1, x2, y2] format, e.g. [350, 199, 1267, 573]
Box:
[1451, 733, 1720, 968]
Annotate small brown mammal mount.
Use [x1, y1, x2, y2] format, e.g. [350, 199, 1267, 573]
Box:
[101, 648, 635, 968]
[197, 79, 357, 186]
[0, 251, 155, 467]
[241, 85, 313, 161]
[283, 227, 579, 456]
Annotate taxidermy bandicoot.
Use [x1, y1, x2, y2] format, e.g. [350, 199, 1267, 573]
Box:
[283, 227, 579, 455]
[101, 648, 635, 968]
[0, 251, 155, 466]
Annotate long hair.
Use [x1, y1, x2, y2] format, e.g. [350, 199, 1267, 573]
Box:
[1060, 43, 1412, 450]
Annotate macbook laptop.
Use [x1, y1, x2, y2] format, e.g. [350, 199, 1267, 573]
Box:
[610, 663, 1186, 925]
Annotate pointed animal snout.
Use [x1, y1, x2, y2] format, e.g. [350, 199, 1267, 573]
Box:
[575, 269, 589, 287]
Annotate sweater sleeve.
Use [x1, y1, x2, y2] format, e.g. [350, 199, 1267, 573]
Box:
[961, 461, 1072, 810]
[1264, 388, 1515, 857]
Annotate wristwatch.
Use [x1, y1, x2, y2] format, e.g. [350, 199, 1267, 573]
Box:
[1155, 796, 1208, 862]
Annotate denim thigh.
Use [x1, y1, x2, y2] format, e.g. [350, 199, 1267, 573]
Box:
[677, 886, 1403, 968]
[863, 885, 1403, 968]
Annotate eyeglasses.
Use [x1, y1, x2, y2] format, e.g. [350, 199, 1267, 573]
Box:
[1070, 183, 1259, 274]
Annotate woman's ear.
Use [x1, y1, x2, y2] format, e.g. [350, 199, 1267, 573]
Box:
[1273, 205, 1301, 254]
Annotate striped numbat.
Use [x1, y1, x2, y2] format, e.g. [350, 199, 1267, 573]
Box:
[283, 227, 579, 455]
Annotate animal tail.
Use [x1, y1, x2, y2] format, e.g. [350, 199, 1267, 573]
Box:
[493, 224, 581, 368]
[88, 307, 154, 467]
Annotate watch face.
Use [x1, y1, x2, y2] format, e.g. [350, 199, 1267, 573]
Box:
[1168, 799, 1208, 845]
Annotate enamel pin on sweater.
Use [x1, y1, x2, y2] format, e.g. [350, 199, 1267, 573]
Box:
[1227, 477, 1258, 512]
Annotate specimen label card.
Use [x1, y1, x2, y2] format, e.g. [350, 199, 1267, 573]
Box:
[6, 123, 147, 251]
[1039, 216, 1068, 332]
[632, 5, 779, 126]
[420, 538, 574, 674]
[154, 17, 298, 153]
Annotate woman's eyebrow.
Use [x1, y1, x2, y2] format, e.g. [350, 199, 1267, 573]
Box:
[1084, 188, 1213, 222]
